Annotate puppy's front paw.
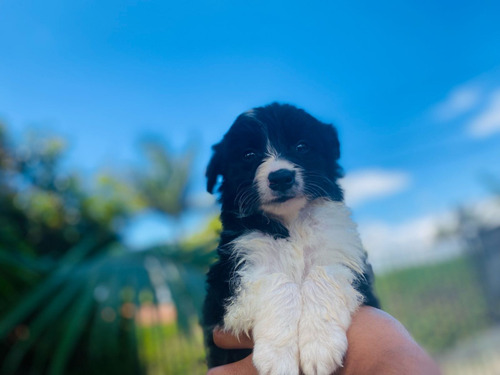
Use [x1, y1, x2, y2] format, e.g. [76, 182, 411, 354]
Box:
[299, 321, 347, 375]
[253, 340, 299, 375]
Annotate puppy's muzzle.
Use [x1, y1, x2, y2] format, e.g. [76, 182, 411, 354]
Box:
[268, 169, 296, 192]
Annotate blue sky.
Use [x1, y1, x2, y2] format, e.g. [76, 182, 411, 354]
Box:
[1, 1, 500, 255]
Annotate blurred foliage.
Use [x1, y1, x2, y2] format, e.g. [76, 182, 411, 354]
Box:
[376, 256, 490, 354]
[181, 216, 221, 250]
[134, 141, 195, 218]
[381, 182, 500, 355]
[0, 122, 216, 375]
[137, 322, 206, 375]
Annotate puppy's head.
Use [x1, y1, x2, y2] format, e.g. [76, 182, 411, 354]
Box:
[207, 103, 343, 222]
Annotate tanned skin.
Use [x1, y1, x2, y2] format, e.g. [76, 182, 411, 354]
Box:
[207, 307, 441, 375]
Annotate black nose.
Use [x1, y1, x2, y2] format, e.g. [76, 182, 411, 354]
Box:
[268, 169, 296, 192]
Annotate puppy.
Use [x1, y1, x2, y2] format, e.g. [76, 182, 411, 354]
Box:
[202, 103, 379, 375]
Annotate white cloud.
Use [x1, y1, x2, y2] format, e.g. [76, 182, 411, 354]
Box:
[467, 197, 500, 226]
[359, 213, 460, 273]
[340, 169, 411, 207]
[430, 77, 500, 138]
[358, 197, 500, 273]
[467, 90, 500, 138]
[433, 85, 481, 122]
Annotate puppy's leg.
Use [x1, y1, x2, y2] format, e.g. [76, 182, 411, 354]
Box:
[225, 272, 301, 375]
[299, 266, 362, 375]
[253, 273, 302, 375]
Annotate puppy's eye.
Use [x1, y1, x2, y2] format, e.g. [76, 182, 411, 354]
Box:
[296, 142, 309, 154]
[243, 150, 256, 161]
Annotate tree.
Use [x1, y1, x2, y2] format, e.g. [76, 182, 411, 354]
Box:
[0, 123, 215, 375]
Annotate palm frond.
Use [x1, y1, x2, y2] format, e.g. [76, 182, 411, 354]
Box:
[0, 236, 213, 375]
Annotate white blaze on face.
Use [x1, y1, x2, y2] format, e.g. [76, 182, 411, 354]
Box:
[254, 145, 307, 222]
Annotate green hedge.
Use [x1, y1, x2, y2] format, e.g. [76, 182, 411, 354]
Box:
[375, 256, 490, 353]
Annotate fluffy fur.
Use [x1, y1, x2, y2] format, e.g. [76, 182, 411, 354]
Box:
[202, 103, 379, 375]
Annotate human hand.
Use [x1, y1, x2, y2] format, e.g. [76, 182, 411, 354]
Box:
[206, 329, 256, 375]
[206, 306, 441, 375]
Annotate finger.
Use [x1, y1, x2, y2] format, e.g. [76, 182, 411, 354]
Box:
[213, 327, 254, 349]
[207, 354, 257, 375]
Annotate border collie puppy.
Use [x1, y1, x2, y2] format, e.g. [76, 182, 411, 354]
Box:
[203, 103, 378, 375]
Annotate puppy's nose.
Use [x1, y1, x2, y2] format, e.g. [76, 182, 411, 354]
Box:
[268, 169, 296, 192]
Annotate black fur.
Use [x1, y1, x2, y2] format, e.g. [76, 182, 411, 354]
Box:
[202, 103, 379, 368]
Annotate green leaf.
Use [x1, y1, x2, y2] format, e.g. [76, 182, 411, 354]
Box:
[0, 236, 101, 339]
[1, 281, 81, 374]
[48, 281, 95, 375]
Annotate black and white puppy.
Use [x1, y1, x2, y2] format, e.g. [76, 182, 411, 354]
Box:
[203, 103, 379, 375]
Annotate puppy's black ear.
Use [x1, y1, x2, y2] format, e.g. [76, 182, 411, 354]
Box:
[206, 142, 225, 194]
[324, 124, 344, 180]
[326, 124, 341, 160]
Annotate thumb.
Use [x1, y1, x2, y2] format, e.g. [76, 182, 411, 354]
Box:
[213, 327, 254, 349]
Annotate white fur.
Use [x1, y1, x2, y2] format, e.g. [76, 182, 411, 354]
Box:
[224, 200, 365, 375]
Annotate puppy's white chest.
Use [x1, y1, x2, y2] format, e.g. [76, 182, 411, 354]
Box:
[225, 201, 366, 375]
[231, 200, 365, 283]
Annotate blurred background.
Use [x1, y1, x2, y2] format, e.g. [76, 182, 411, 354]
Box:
[1, 1, 500, 374]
